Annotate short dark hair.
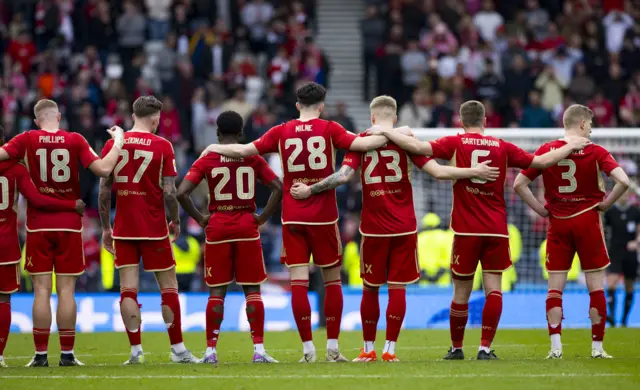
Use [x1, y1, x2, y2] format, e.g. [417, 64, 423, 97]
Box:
[216, 111, 244, 135]
[296, 82, 326, 107]
[133, 96, 163, 118]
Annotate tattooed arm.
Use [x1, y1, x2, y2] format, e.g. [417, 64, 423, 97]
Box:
[163, 176, 181, 241]
[290, 165, 356, 200]
[99, 175, 115, 253]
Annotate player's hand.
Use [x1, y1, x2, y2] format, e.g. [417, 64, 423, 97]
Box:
[169, 220, 180, 242]
[627, 240, 638, 251]
[539, 208, 550, 218]
[102, 228, 114, 254]
[198, 213, 210, 228]
[290, 183, 312, 199]
[473, 160, 499, 181]
[107, 126, 125, 148]
[597, 202, 611, 212]
[74, 199, 86, 215]
[565, 135, 590, 151]
[200, 144, 218, 158]
[367, 125, 389, 136]
[253, 213, 267, 226]
[394, 126, 414, 137]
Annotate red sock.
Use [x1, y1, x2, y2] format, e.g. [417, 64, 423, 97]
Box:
[291, 279, 312, 342]
[206, 296, 224, 348]
[0, 302, 10, 355]
[324, 280, 343, 340]
[386, 286, 406, 342]
[58, 328, 75, 353]
[120, 288, 142, 346]
[33, 327, 50, 353]
[480, 291, 503, 348]
[449, 302, 468, 349]
[160, 288, 183, 345]
[546, 289, 563, 336]
[361, 285, 380, 342]
[245, 293, 265, 344]
[590, 289, 607, 342]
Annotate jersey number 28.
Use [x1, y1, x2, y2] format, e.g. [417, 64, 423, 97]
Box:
[285, 137, 327, 172]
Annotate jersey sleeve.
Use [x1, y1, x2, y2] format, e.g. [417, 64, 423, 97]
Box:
[520, 145, 546, 180]
[342, 151, 362, 170]
[2, 132, 29, 160]
[76, 134, 100, 168]
[162, 141, 178, 177]
[101, 139, 114, 158]
[328, 121, 357, 150]
[253, 124, 282, 154]
[255, 156, 278, 185]
[183, 158, 206, 185]
[505, 141, 535, 169]
[594, 146, 620, 175]
[15, 164, 76, 211]
[409, 153, 432, 169]
[429, 136, 457, 160]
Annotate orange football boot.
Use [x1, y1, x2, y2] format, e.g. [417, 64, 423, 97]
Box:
[352, 349, 377, 362]
[381, 352, 400, 362]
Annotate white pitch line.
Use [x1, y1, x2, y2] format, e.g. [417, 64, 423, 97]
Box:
[0, 373, 633, 380]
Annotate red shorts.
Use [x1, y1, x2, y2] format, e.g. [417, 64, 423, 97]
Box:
[451, 235, 511, 279]
[281, 223, 342, 268]
[0, 263, 20, 294]
[546, 209, 610, 272]
[25, 231, 85, 275]
[114, 238, 175, 272]
[204, 238, 267, 286]
[360, 234, 419, 286]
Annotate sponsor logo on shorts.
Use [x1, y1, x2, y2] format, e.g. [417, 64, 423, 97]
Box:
[451, 255, 460, 265]
[27, 256, 33, 267]
[206, 267, 212, 277]
[365, 264, 373, 274]
[117, 190, 147, 196]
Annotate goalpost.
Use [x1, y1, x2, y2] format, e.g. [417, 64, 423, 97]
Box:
[411, 128, 640, 287]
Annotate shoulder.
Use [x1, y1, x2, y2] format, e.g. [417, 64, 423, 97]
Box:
[150, 133, 175, 151]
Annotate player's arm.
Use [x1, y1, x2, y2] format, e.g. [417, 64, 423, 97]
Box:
[200, 143, 259, 159]
[513, 173, 549, 217]
[0, 148, 10, 161]
[98, 175, 115, 253]
[17, 166, 84, 214]
[87, 127, 125, 177]
[598, 167, 630, 212]
[422, 160, 499, 181]
[163, 176, 181, 241]
[528, 137, 590, 169]
[290, 165, 356, 200]
[176, 178, 209, 228]
[376, 127, 433, 156]
[255, 177, 283, 225]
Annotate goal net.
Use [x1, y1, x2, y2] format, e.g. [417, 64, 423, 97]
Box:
[411, 128, 640, 289]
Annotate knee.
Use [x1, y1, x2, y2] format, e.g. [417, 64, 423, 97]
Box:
[321, 266, 341, 282]
[0, 294, 10, 303]
[33, 279, 52, 297]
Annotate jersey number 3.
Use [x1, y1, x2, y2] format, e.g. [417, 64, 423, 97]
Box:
[558, 159, 577, 193]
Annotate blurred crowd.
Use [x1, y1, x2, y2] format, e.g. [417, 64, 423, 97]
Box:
[362, 0, 640, 129]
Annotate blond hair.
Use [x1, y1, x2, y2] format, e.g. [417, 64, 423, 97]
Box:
[563, 104, 593, 129]
[33, 99, 59, 118]
[459, 100, 485, 128]
[369, 95, 397, 119]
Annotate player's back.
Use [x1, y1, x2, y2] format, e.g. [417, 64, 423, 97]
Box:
[344, 134, 429, 236]
[4, 129, 98, 231]
[0, 161, 26, 261]
[277, 119, 346, 224]
[430, 132, 534, 237]
[105, 131, 176, 240]
[194, 153, 273, 243]
[531, 141, 617, 218]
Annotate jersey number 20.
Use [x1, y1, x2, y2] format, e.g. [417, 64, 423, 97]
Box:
[211, 167, 254, 201]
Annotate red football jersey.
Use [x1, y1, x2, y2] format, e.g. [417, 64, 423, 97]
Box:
[184, 153, 278, 243]
[2, 129, 99, 231]
[0, 161, 76, 264]
[430, 133, 535, 237]
[253, 119, 356, 224]
[102, 131, 177, 240]
[343, 134, 431, 236]
[521, 141, 619, 218]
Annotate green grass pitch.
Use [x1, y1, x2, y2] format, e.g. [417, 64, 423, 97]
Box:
[1, 328, 639, 389]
